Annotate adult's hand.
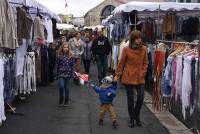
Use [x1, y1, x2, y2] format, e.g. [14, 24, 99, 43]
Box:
[114, 76, 119, 81]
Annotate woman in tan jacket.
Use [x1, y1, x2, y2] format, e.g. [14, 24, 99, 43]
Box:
[114, 30, 148, 128]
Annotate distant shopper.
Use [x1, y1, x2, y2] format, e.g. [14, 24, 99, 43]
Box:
[68, 32, 84, 85]
[55, 42, 76, 107]
[82, 32, 93, 74]
[92, 28, 111, 83]
[59, 36, 66, 47]
[114, 30, 148, 128]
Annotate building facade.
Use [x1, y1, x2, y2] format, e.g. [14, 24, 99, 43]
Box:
[84, 0, 131, 26]
[84, 0, 168, 26]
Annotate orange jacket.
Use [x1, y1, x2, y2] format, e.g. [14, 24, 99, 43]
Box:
[115, 46, 148, 85]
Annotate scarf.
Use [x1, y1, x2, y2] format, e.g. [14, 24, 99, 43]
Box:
[130, 43, 142, 50]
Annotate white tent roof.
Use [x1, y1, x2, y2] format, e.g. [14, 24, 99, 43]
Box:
[56, 23, 75, 30]
[9, 0, 62, 23]
[112, 1, 200, 14]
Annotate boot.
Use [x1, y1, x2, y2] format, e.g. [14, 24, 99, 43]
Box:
[128, 120, 135, 128]
[59, 97, 64, 107]
[63, 98, 69, 107]
[112, 120, 118, 129]
[99, 119, 103, 126]
[136, 119, 142, 126]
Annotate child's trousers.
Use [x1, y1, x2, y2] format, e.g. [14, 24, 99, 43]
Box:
[99, 104, 117, 121]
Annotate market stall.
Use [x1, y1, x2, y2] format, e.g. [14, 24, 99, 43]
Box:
[0, 0, 61, 125]
[103, 1, 200, 132]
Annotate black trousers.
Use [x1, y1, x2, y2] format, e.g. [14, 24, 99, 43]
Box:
[125, 84, 144, 121]
[83, 59, 91, 74]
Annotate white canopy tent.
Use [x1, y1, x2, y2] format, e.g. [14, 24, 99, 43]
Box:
[56, 24, 75, 31]
[84, 25, 104, 31]
[8, 0, 62, 23]
[112, 1, 200, 14]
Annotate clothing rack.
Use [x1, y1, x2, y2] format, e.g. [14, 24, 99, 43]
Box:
[9, 2, 48, 16]
[156, 40, 199, 45]
[9, 2, 25, 6]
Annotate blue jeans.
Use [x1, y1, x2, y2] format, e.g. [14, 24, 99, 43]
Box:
[58, 77, 70, 102]
[95, 55, 108, 83]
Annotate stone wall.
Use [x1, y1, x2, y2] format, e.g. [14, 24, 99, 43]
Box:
[84, 0, 123, 26]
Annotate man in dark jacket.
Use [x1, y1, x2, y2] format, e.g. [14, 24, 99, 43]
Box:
[92, 28, 111, 83]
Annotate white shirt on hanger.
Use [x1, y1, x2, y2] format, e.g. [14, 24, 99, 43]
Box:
[0, 59, 6, 124]
[44, 18, 53, 43]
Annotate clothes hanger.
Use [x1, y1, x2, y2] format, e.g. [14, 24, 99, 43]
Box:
[170, 43, 185, 56]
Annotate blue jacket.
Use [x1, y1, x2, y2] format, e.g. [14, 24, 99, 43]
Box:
[93, 82, 117, 104]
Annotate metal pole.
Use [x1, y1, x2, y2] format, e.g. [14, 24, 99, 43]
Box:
[194, 23, 200, 134]
[135, 13, 136, 30]
[158, 4, 160, 40]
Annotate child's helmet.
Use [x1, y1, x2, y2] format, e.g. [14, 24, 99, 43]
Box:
[101, 75, 113, 84]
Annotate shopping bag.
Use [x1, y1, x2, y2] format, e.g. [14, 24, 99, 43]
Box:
[74, 72, 89, 85]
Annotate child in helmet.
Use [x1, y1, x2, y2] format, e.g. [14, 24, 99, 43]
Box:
[89, 75, 118, 129]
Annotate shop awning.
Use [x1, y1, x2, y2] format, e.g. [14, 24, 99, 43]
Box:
[112, 1, 200, 14]
[8, 0, 62, 23]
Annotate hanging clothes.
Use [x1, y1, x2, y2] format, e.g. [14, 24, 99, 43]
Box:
[35, 46, 42, 84]
[182, 56, 192, 120]
[111, 45, 119, 70]
[0, 58, 6, 124]
[17, 7, 33, 42]
[162, 13, 176, 37]
[4, 55, 16, 103]
[153, 48, 166, 111]
[16, 39, 29, 76]
[0, 0, 18, 49]
[26, 52, 36, 93]
[145, 18, 155, 43]
[44, 18, 53, 43]
[175, 56, 183, 101]
[17, 52, 37, 94]
[33, 17, 46, 45]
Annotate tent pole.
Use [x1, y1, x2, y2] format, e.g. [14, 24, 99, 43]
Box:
[135, 13, 136, 30]
[194, 22, 200, 134]
[158, 4, 161, 40]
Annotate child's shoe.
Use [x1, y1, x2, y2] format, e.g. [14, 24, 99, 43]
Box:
[112, 120, 118, 129]
[99, 119, 103, 126]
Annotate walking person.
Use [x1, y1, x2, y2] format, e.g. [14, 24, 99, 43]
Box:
[114, 30, 148, 128]
[55, 42, 76, 107]
[68, 32, 84, 85]
[88, 75, 118, 129]
[58, 35, 66, 49]
[92, 28, 111, 84]
[82, 32, 93, 74]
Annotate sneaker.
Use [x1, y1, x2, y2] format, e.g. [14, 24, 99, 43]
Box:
[63, 102, 69, 107]
[112, 120, 118, 129]
[99, 119, 103, 126]
[128, 120, 134, 128]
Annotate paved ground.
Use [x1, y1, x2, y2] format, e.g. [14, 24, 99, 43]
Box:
[0, 65, 169, 134]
